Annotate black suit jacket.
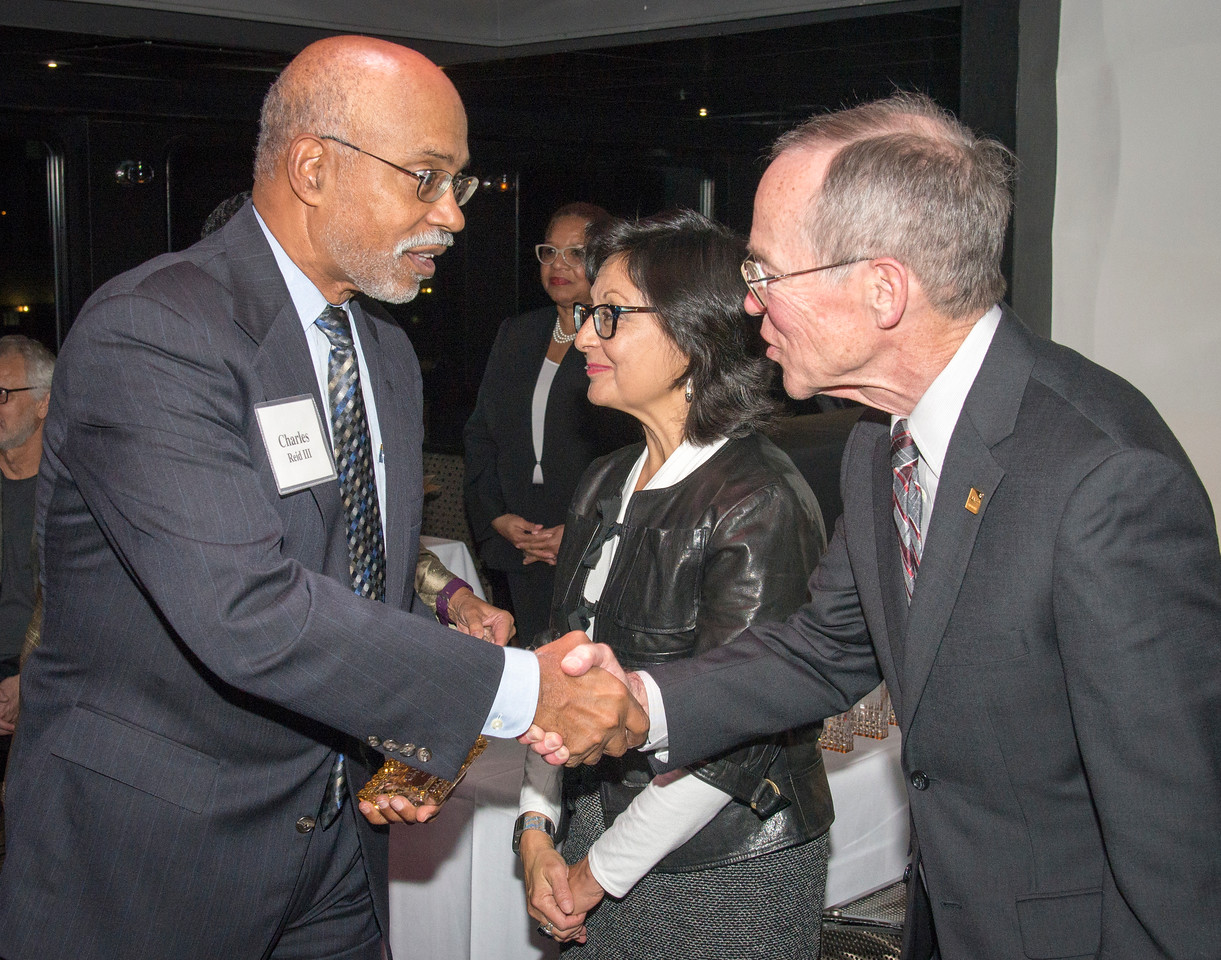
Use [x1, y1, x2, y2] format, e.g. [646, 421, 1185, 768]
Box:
[651, 310, 1221, 959]
[0, 206, 507, 960]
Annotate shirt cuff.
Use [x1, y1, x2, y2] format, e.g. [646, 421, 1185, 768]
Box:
[482, 646, 539, 738]
[636, 669, 670, 759]
[518, 748, 564, 825]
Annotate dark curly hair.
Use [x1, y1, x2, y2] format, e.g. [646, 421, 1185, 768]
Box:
[583, 209, 781, 443]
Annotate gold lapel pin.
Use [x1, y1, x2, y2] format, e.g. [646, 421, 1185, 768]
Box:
[965, 488, 984, 514]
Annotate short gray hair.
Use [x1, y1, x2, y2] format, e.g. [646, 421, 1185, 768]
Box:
[253, 60, 354, 184]
[772, 92, 1014, 318]
[0, 335, 55, 393]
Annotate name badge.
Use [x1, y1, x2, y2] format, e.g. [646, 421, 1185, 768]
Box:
[254, 395, 337, 495]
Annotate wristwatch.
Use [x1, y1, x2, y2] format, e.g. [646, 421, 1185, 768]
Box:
[511, 813, 555, 856]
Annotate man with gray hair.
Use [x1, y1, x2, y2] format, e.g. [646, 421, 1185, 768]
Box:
[0, 334, 53, 868]
[535, 93, 1221, 958]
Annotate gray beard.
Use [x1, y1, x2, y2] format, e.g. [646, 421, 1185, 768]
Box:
[324, 223, 454, 304]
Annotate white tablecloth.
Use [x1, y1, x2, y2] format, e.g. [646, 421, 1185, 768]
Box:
[822, 732, 910, 906]
[389, 731, 909, 958]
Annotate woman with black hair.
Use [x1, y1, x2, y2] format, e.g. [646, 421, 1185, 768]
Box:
[515, 210, 833, 958]
[464, 203, 636, 644]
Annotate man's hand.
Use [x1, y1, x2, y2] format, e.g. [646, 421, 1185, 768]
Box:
[447, 588, 515, 646]
[358, 794, 441, 825]
[529, 632, 648, 767]
[521, 640, 649, 765]
[0, 674, 19, 734]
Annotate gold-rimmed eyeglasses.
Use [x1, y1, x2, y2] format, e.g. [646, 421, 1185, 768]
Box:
[319, 135, 479, 206]
[740, 256, 870, 308]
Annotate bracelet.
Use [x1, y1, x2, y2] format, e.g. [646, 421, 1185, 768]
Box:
[435, 577, 472, 625]
[512, 812, 555, 856]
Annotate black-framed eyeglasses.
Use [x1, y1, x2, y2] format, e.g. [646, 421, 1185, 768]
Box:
[535, 244, 585, 267]
[319, 135, 479, 206]
[573, 302, 657, 339]
[0, 386, 37, 405]
[740, 256, 870, 307]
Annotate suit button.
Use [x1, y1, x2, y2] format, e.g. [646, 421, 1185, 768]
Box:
[910, 770, 929, 791]
[366, 736, 381, 748]
[416, 747, 431, 763]
[296, 816, 316, 833]
[400, 743, 417, 757]
[382, 739, 400, 752]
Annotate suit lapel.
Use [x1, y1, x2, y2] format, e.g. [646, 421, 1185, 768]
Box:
[901, 310, 1036, 721]
[901, 420, 1003, 717]
[225, 206, 341, 553]
[841, 413, 905, 707]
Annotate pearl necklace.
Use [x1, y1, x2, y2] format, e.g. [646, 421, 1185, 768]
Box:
[552, 316, 577, 344]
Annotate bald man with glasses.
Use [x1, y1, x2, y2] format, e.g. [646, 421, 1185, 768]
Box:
[0, 36, 644, 960]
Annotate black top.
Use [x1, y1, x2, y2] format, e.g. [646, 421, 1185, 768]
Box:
[0, 473, 37, 677]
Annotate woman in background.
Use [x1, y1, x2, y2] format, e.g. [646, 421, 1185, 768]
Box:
[464, 203, 635, 643]
[515, 210, 832, 959]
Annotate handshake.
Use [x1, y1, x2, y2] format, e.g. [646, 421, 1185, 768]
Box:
[526, 631, 650, 765]
[360, 631, 648, 826]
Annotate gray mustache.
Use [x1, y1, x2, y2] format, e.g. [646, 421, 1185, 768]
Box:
[396, 229, 454, 257]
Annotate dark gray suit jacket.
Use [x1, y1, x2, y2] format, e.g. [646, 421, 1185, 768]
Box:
[651, 310, 1221, 959]
[0, 206, 507, 959]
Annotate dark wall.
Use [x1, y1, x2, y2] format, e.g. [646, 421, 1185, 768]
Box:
[0, 4, 1060, 452]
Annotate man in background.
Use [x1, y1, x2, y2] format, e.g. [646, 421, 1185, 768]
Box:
[0, 334, 53, 869]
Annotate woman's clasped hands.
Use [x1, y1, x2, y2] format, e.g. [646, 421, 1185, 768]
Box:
[520, 828, 606, 944]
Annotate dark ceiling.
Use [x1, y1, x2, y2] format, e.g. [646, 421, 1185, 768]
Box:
[0, 6, 961, 156]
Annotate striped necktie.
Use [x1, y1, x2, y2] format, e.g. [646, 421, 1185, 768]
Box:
[314, 303, 387, 828]
[890, 419, 924, 602]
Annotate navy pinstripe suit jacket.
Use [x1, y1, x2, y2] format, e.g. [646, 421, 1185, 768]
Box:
[0, 204, 505, 959]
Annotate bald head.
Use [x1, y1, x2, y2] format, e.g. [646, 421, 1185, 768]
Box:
[247, 35, 470, 305]
[254, 35, 466, 186]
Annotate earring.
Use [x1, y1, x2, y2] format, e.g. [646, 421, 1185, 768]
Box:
[684, 378, 693, 403]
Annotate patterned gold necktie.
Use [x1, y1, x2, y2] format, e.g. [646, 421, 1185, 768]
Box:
[315, 303, 386, 828]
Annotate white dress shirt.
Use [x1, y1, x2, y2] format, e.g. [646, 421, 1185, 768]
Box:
[254, 209, 538, 738]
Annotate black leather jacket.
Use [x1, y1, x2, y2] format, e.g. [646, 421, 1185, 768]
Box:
[552, 433, 834, 872]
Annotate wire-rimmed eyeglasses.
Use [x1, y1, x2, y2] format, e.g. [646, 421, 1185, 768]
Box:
[740, 256, 870, 308]
[535, 244, 585, 268]
[319, 135, 479, 206]
[0, 386, 37, 404]
[572, 302, 657, 339]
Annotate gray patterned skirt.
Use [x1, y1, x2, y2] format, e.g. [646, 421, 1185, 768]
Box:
[559, 791, 829, 960]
